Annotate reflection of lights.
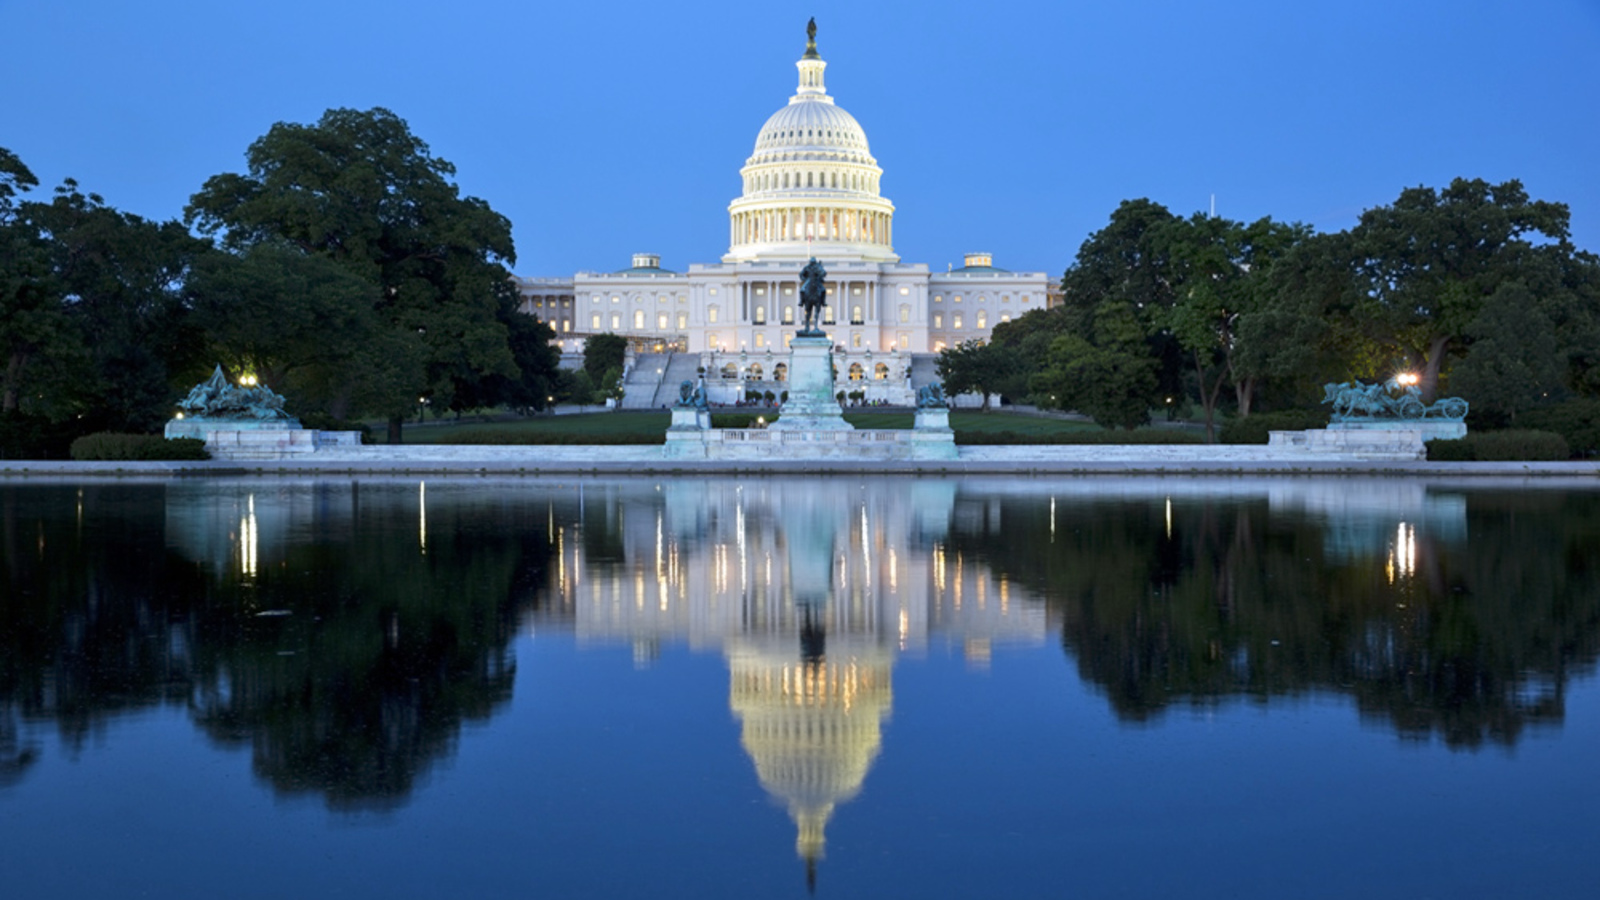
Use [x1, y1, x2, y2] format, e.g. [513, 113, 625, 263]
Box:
[1165, 497, 1172, 539]
[418, 481, 427, 555]
[1050, 496, 1056, 541]
[1387, 522, 1416, 582]
[239, 494, 258, 577]
[888, 548, 898, 593]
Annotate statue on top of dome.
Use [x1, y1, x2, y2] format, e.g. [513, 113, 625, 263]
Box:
[798, 257, 827, 335]
[803, 18, 820, 59]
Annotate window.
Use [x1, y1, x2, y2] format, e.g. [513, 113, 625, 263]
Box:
[774, 363, 788, 382]
[657, 312, 668, 330]
[611, 296, 620, 304]
[899, 305, 910, 323]
[852, 333, 862, 348]
[1000, 313, 1011, 324]
[754, 305, 767, 324]
[591, 313, 601, 330]
[562, 321, 571, 333]
[633, 310, 645, 329]
[953, 295, 963, 303]
[591, 295, 601, 303]
[977, 311, 987, 329]
[721, 363, 737, 379]
[953, 313, 964, 329]
[782, 306, 794, 324]
[611, 313, 621, 330]
[934, 341, 946, 351]
[874, 363, 889, 380]
[848, 363, 864, 381]
[677, 312, 688, 330]
[850, 306, 863, 324]
[749, 363, 764, 379]
[755, 333, 767, 348]
[934, 295, 943, 303]
[933, 313, 943, 329]
[823, 305, 835, 325]
[708, 306, 720, 324]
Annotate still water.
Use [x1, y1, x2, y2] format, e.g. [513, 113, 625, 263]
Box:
[2, 476, 1598, 899]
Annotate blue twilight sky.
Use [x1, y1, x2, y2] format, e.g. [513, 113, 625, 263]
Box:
[3, 0, 1598, 279]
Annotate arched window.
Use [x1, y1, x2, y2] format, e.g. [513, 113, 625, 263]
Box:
[748, 363, 764, 379]
[976, 311, 987, 329]
[874, 363, 889, 380]
[782, 306, 794, 324]
[774, 363, 788, 382]
[721, 363, 737, 379]
[848, 363, 864, 381]
[850, 305, 863, 324]
[754, 305, 766, 325]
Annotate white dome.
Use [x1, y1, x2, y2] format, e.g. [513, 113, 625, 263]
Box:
[751, 102, 874, 167]
[725, 23, 897, 264]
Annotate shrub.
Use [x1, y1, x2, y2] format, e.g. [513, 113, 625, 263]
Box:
[70, 433, 211, 461]
[956, 429, 1203, 445]
[1518, 398, 1600, 458]
[297, 412, 375, 445]
[1218, 409, 1328, 445]
[433, 429, 665, 446]
[1425, 430, 1570, 461]
[0, 413, 87, 460]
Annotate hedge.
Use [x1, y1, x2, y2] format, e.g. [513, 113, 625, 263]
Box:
[1425, 430, 1570, 462]
[1518, 398, 1600, 458]
[956, 428, 1203, 445]
[1218, 409, 1328, 445]
[70, 433, 211, 461]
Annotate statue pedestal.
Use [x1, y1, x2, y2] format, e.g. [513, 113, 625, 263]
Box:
[668, 407, 712, 430]
[771, 336, 853, 432]
[165, 417, 300, 440]
[1330, 420, 1466, 441]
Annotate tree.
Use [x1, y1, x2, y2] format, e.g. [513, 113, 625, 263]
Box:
[1161, 214, 1310, 439]
[1447, 280, 1561, 423]
[0, 147, 69, 416]
[1343, 178, 1570, 400]
[27, 180, 206, 432]
[935, 338, 1017, 410]
[986, 307, 1072, 403]
[185, 242, 418, 420]
[1041, 199, 1184, 426]
[583, 333, 627, 384]
[186, 108, 524, 442]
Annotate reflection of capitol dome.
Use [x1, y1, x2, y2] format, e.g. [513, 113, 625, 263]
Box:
[726, 21, 897, 263]
[728, 639, 892, 880]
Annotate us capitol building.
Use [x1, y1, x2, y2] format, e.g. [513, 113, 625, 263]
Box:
[515, 22, 1051, 406]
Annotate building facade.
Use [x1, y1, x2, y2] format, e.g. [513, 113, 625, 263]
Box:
[515, 25, 1050, 405]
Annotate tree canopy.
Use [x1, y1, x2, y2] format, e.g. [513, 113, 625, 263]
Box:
[186, 107, 553, 438]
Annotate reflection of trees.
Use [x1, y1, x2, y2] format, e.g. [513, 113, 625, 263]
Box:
[944, 490, 1600, 748]
[0, 483, 554, 807]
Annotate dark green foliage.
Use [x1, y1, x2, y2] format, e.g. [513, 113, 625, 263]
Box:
[1217, 409, 1329, 444]
[956, 428, 1202, 445]
[1519, 397, 1600, 457]
[0, 411, 87, 459]
[1426, 430, 1571, 461]
[430, 428, 665, 446]
[936, 338, 1018, 410]
[582, 333, 627, 383]
[1425, 438, 1476, 461]
[69, 433, 209, 460]
[296, 412, 375, 445]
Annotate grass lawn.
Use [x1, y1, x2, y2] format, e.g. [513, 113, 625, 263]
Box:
[399, 408, 1116, 444]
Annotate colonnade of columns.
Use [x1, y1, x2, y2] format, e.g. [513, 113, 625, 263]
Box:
[736, 279, 882, 326]
[730, 207, 892, 249]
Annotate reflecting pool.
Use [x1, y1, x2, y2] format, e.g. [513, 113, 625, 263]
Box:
[2, 476, 1598, 898]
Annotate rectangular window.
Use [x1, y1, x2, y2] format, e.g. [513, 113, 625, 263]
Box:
[782, 306, 794, 324]
[934, 313, 943, 329]
[754, 306, 767, 324]
[677, 312, 688, 330]
[611, 313, 621, 330]
[657, 312, 668, 330]
[953, 313, 964, 329]
[899, 286, 910, 295]
[709, 306, 719, 324]
[591, 313, 601, 329]
[898, 306, 909, 323]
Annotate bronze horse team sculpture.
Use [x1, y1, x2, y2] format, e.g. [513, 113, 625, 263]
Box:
[1322, 377, 1468, 422]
